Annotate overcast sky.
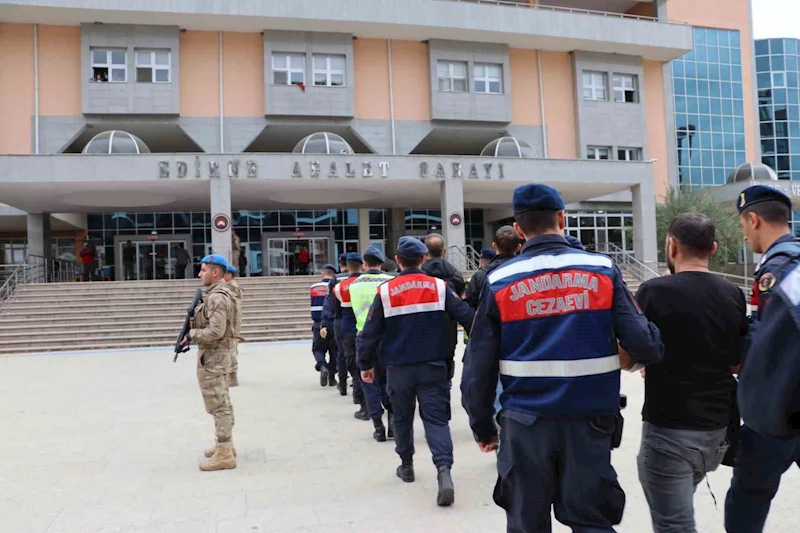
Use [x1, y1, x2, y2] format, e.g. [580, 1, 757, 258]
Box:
[752, 0, 800, 39]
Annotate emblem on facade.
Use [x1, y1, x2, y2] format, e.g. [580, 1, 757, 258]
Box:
[212, 214, 230, 232]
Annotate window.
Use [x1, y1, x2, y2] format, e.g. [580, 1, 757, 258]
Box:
[772, 71, 787, 88]
[474, 63, 502, 94]
[437, 61, 468, 93]
[272, 53, 305, 86]
[587, 146, 611, 160]
[135, 50, 170, 83]
[617, 148, 642, 161]
[91, 49, 126, 83]
[613, 74, 638, 103]
[313, 54, 345, 87]
[582, 71, 607, 101]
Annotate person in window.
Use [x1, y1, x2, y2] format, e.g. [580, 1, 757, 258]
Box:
[175, 243, 192, 280]
[238, 252, 248, 278]
[298, 247, 310, 275]
[79, 243, 94, 282]
[122, 240, 136, 281]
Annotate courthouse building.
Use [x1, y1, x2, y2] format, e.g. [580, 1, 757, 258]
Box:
[0, 0, 758, 279]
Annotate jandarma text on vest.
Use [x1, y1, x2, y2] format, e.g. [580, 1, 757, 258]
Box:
[508, 272, 600, 301]
[389, 280, 437, 297]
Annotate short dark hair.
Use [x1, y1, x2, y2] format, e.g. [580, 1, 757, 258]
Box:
[741, 200, 790, 226]
[397, 254, 423, 269]
[364, 256, 382, 268]
[515, 210, 559, 236]
[424, 233, 445, 258]
[382, 258, 398, 273]
[494, 225, 520, 255]
[346, 259, 362, 271]
[668, 213, 716, 258]
[322, 267, 336, 276]
[126, 240, 132, 245]
[178, 242, 184, 248]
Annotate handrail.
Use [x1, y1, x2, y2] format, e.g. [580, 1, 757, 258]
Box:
[0, 255, 78, 316]
[592, 242, 660, 284]
[438, 0, 688, 25]
[447, 244, 481, 272]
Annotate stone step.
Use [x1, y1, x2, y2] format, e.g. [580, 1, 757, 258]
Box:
[12, 291, 307, 306]
[0, 335, 311, 355]
[4, 295, 309, 311]
[1, 303, 310, 319]
[20, 278, 319, 290]
[0, 312, 310, 328]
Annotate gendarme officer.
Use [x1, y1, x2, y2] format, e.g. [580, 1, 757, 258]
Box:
[358, 237, 475, 507]
[725, 185, 800, 533]
[461, 184, 663, 532]
[181, 254, 239, 471]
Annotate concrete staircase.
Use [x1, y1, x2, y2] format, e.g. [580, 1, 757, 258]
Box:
[0, 276, 318, 355]
[0, 273, 645, 355]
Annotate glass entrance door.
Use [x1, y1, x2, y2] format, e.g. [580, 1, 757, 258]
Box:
[124, 240, 181, 281]
[265, 237, 330, 276]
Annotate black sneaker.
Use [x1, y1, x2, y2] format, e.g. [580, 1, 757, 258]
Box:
[436, 466, 455, 507]
[319, 368, 329, 387]
[337, 379, 347, 396]
[354, 404, 369, 421]
[396, 463, 415, 483]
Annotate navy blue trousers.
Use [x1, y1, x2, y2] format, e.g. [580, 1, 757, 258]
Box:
[333, 319, 347, 384]
[356, 335, 390, 419]
[494, 415, 624, 533]
[725, 425, 800, 533]
[386, 363, 452, 468]
[311, 323, 337, 372]
[341, 332, 364, 404]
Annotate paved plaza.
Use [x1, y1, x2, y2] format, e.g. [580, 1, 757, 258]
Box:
[0, 341, 797, 533]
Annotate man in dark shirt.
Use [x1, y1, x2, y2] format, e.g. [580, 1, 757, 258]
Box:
[464, 226, 520, 309]
[122, 240, 136, 281]
[635, 213, 748, 533]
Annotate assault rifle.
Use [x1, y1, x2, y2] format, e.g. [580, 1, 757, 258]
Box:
[174, 287, 203, 362]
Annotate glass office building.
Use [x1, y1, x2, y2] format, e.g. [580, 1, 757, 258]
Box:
[673, 27, 747, 189]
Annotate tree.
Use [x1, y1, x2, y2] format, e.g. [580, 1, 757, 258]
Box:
[656, 187, 743, 271]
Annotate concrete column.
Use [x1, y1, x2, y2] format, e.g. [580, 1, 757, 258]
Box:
[26, 213, 52, 260]
[441, 180, 466, 271]
[387, 207, 405, 257]
[358, 208, 371, 253]
[631, 180, 658, 277]
[210, 179, 233, 263]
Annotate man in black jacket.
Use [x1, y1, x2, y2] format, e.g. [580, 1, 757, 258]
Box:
[422, 233, 465, 377]
[464, 226, 521, 309]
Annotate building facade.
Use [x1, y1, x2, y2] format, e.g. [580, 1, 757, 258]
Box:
[0, 0, 757, 279]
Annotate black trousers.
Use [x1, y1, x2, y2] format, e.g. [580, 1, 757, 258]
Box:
[341, 332, 364, 404]
[311, 323, 338, 372]
[175, 265, 187, 279]
[333, 319, 348, 384]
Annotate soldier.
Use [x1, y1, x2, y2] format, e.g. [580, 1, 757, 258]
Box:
[223, 264, 243, 388]
[181, 254, 238, 471]
[349, 247, 394, 442]
[359, 237, 475, 507]
[321, 253, 350, 396]
[310, 264, 339, 387]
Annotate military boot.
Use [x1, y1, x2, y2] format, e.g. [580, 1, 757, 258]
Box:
[328, 373, 337, 387]
[319, 367, 329, 387]
[372, 417, 387, 442]
[337, 378, 347, 396]
[204, 438, 237, 458]
[228, 372, 239, 388]
[354, 403, 369, 421]
[436, 465, 455, 507]
[199, 441, 236, 471]
[396, 461, 415, 483]
[387, 410, 394, 439]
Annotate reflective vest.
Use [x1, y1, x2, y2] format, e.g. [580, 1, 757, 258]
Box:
[310, 280, 329, 323]
[378, 272, 450, 367]
[487, 251, 619, 417]
[349, 272, 394, 332]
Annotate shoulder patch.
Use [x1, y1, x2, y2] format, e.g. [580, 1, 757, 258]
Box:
[758, 272, 777, 292]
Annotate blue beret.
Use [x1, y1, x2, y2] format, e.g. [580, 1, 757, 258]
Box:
[364, 246, 385, 263]
[397, 236, 428, 257]
[338, 253, 348, 264]
[565, 235, 585, 250]
[226, 264, 237, 274]
[201, 254, 229, 269]
[480, 248, 496, 260]
[322, 263, 336, 272]
[346, 252, 363, 263]
[513, 184, 565, 213]
[737, 184, 792, 213]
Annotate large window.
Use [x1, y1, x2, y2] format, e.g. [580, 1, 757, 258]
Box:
[617, 147, 642, 161]
[673, 27, 746, 189]
[438, 61, 468, 93]
[91, 49, 126, 83]
[272, 53, 305, 86]
[313, 54, 345, 87]
[587, 146, 611, 160]
[613, 74, 638, 103]
[473, 63, 502, 94]
[565, 210, 634, 255]
[136, 50, 170, 83]
[582, 71, 607, 101]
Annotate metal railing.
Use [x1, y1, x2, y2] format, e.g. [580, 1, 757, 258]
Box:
[447, 244, 481, 272]
[0, 255, 77, 316]
[592, 242, 660, 284]
[439, 0, 687, 25]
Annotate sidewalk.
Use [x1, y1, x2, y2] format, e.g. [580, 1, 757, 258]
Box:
[0, 342, 796, 533]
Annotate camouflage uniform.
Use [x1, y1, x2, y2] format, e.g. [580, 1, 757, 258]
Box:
[189, 281, 237, 445]
[227, 279, 244, 386]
